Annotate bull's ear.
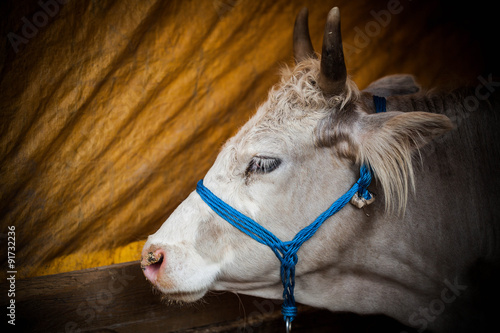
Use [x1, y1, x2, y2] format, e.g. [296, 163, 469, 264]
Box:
[359, 111, 452, 152]
[356, 111, 453, 213]
[362, 74, 420, 97]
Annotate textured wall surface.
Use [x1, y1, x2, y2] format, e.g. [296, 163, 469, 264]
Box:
[0, 0, 497, 278]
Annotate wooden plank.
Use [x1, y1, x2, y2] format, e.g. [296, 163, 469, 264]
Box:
[2, 260, 421, 332]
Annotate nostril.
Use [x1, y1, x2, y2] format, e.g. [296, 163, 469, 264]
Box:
[142, 249, 165, 283]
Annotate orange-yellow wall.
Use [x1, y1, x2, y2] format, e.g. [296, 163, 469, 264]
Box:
[0, 0, 495, 278]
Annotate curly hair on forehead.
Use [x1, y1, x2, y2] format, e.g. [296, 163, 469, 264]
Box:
[267, 57, 360, 114]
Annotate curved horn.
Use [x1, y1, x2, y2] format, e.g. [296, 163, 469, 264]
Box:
[318, 7, 347, 95]
[293, 8, 317, 63]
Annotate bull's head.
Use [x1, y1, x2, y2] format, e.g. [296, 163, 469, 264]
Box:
[141, 6, 452, 325]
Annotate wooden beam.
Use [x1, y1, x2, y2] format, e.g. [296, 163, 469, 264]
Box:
[3, 260, 420, 332]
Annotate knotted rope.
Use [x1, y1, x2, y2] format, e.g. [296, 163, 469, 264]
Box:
[196, 96, 385, 327]
[196, 165, 373, 323]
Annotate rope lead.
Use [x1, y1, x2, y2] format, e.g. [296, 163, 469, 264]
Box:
[196, 165, 373, 324]
[196, 97, 385, 328]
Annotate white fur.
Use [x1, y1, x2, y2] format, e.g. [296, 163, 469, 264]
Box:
[143, 59, 498, 332]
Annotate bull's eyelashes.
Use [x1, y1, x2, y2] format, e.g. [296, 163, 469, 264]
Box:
[245, 156, 282, 177]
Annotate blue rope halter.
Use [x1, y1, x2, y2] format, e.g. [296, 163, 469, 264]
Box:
[373, 95, 387, 114]
[196, 96, 385, 328]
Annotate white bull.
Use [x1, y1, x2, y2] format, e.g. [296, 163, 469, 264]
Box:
[142, 7, 500, 332]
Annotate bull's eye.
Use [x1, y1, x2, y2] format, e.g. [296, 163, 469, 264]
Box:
[246, 156, 281, 176]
